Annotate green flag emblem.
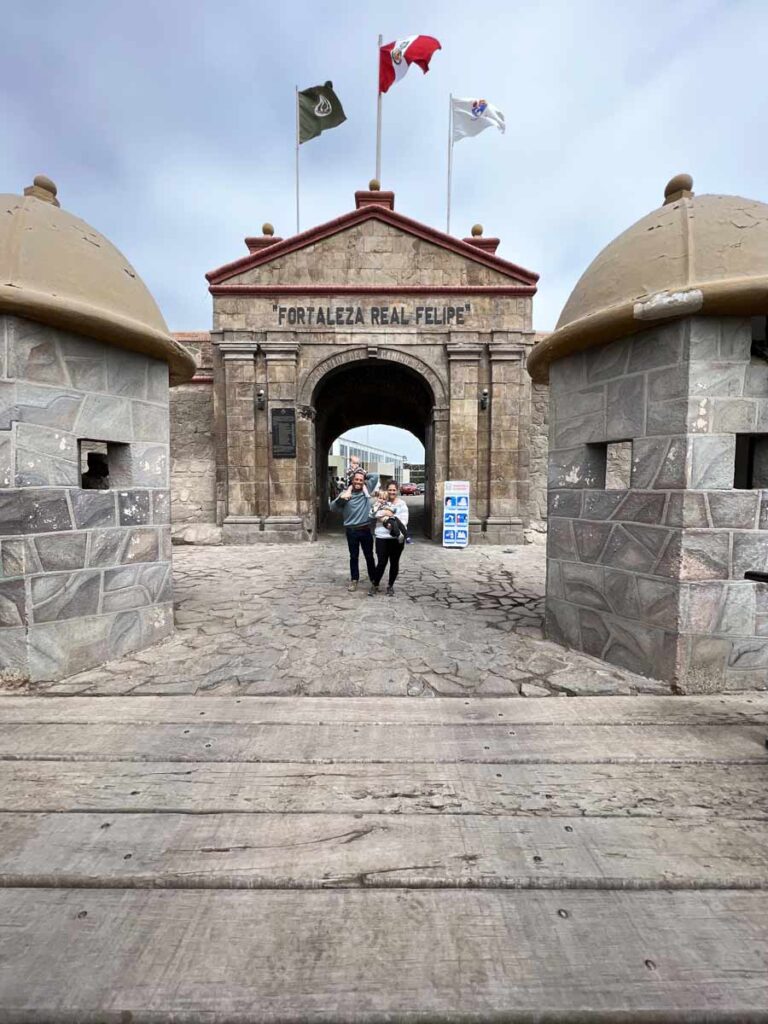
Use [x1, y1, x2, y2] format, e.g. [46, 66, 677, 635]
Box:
[298, 81, 346, 144]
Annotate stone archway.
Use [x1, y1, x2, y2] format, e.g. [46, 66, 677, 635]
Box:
[196, 185, 543, 545]
[304, 348, 448, 538]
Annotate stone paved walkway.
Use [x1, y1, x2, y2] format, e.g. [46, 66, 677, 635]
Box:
[26, 535, 672, 697]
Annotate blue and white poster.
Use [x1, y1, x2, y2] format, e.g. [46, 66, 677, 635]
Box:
[443, 480, 470, 548]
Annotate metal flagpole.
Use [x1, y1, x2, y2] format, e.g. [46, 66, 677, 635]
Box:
[295, 86, 300, 234]
[375, 34, 383, 182]
[446, 93, 453, 234]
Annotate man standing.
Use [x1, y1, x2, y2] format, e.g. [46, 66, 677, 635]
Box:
[332, 468, 378, 592]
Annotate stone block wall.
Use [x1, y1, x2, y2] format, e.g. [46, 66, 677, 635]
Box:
[0, 315, 173, 682]
[546, 316, 768, 691]
[169, 336, 216, 527]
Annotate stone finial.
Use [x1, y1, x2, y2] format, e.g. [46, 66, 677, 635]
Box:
[24, 174, 60, 207]
[664, 173, 694, 205]
[471, 224, 483, 237]
[369, 179, 381, 191]
[244, 223, 283, 253]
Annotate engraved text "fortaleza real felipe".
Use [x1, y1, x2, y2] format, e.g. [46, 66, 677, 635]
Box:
[272, 304, 471, 326]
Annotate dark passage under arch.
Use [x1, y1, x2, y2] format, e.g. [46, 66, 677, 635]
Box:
[313, 358, 436, 536]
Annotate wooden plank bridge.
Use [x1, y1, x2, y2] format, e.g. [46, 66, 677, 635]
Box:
[0, 693, 767, 1021]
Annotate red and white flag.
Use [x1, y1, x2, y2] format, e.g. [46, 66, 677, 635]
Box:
[379, 35, 441, 94]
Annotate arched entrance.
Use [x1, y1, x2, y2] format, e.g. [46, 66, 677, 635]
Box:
[306, 352, 445, 538]
[203, 185, 541, 546]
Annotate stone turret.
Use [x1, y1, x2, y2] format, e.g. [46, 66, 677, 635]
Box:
[529, 175, 768, 691]
[0, 175, 195, 683]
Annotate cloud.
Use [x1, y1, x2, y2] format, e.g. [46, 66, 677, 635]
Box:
[2, 0, 767, 340]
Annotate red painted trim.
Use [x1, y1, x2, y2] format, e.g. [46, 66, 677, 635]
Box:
[206, 204, 538, 286]
[209, 284, 536, 297]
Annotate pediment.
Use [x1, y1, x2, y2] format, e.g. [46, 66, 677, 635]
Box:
[207, 206, 537, 292]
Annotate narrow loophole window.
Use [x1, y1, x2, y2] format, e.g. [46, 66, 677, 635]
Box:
[605, 441, 632, 490]
[734, 434, 768, 489]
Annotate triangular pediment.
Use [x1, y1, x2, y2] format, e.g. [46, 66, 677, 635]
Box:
[207, 206, 538, 291]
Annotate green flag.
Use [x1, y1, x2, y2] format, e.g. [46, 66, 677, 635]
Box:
[298, 81, 346, 144]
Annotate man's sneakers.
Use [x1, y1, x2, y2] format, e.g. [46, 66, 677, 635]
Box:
[386, 586, 395, 597]
[368, 583, 379, 597]
[347, 580, 358, 592]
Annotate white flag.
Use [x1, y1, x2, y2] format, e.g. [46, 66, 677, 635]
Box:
[451, 97, 505, 143]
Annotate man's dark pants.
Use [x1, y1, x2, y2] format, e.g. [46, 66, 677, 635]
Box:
[346, 526, 376, 581]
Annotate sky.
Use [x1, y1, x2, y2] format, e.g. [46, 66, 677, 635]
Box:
[3, 0, 767, 461]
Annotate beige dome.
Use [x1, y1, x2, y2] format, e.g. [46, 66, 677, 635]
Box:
[528, 176, 768, 383]
[0, 176, 195, 384]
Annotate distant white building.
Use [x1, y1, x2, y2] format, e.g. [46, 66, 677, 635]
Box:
[329, 436, 409, 483]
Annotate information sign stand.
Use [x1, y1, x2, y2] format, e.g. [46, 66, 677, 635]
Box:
[442, 480, 470, 547]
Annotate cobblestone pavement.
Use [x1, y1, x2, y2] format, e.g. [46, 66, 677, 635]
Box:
[23, 532, 672, 698]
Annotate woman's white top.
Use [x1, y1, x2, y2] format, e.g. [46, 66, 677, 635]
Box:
[372, 497, 409, 539]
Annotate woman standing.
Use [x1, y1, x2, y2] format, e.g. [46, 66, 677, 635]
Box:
[369, 481, 410, 597]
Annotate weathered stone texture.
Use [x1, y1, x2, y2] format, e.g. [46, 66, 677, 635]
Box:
[545, 317, 768, 691]
[169, 378, 216, 525]
[0, 315, 173, 684]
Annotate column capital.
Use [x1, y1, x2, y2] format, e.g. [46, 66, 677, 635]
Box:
[489, 346, 526, 363]
[217, 330, 259, 360]
[262, 342, 300, 364]
[446, 343, 482, 363]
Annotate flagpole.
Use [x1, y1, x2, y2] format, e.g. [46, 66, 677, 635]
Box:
[375, 34, 383, 182]
[295, 86, 301, 234]
[446, 93, 453, 234]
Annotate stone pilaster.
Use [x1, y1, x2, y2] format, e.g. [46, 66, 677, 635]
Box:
[218, 333, 260, 543]
[262, 337, 306, 542]
[447, 340, 481, 536]
[486, 343, 526, 544]
[429, 405, 450, 539]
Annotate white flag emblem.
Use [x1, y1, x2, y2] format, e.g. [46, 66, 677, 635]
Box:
[451, 96, 505, 143]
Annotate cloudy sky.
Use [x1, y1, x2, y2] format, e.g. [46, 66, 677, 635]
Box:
[3, 0, 767, 459]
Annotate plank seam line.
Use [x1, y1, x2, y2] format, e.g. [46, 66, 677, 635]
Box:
[1, 809, 767, 820]
[1, 757, 765, 766]
[0, 878, 767, 892]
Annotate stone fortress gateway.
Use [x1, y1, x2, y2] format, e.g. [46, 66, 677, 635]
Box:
[170, 183, 548, 545]
[4, 169, 765, 691]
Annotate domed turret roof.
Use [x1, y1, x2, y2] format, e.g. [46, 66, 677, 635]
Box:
[0, 176, 195, 384]
[527, 175, 768, 383]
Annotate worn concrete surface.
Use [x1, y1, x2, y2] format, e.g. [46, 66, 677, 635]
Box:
[11, 522, 673, 697]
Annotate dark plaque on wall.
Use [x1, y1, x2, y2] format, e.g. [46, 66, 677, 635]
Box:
[271, 407, 297, 458]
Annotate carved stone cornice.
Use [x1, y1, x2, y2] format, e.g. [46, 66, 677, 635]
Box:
[446, 343, 482, 363]
[261, 341, 300, 364]
[217, 330, 259, 361]
[489, 346, 526, 363]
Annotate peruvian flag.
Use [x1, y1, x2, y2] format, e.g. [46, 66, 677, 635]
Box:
[379, 35, 442, 94]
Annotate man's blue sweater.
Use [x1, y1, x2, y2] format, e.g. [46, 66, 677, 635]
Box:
[332, 473, 378, 528]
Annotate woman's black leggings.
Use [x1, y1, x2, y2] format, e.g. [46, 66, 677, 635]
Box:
[374, 538, 404, 587]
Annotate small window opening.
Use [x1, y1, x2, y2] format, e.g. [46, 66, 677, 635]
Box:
[605, 441, 633, 490]
[78, 440, 132, 490]
[751, 316, 768, 362]
[734, 434, 768, 489]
